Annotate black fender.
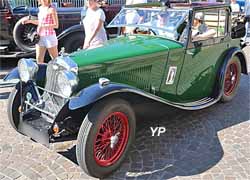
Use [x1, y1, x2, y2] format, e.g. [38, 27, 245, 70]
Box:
[69, 82, 139, 110]
[57, 24, 84, 42]
[223, 47, 248, 75]
[214, 47, 248, 98]
[3, 63, 47, 82]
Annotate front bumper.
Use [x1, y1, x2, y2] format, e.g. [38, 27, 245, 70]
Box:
[17, 81, 73, 146]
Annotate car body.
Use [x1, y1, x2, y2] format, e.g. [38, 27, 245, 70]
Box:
[4, 1, 249, 178]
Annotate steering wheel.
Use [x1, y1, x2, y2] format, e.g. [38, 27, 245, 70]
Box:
[148, 28, 157, 35]
[133, 27, 157, 35]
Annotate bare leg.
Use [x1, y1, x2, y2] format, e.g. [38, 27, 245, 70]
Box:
[36, 44, 46, 64]
[48, 46, 58, 59]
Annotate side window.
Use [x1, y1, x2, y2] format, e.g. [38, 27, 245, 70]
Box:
[218, 9, 227, 37]
[191, 9, 228, 42]
[192, 10, 218, 42]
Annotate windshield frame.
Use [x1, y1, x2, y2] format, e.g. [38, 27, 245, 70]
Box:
[108, 7, 190, 41]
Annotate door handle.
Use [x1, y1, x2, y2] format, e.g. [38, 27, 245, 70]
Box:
[186, 50, 194, 55]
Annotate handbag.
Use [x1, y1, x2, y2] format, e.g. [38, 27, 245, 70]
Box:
[32, 31, 40, 44]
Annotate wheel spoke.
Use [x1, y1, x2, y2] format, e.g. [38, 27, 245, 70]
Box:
[94, 112, 129, 166]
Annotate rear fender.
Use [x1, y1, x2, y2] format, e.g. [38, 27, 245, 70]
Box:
[223, 47, 249, 75]
[215, 47, 248, 97]
[57, 24, 84, 42]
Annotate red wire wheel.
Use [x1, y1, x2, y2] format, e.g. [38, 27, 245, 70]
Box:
[224, 62, 239, 96]
[221, 56, 241, 102]
[94, 112, 129, 166]
[77, 98, 135, 178]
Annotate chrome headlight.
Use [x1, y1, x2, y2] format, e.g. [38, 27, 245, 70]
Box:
[18, 58, 38, 83]
[57, 70, 78, 97]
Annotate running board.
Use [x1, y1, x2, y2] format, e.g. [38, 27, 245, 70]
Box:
[171, 96, 220, 110]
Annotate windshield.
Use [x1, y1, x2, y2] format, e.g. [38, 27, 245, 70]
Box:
[108, 7, 189, 41]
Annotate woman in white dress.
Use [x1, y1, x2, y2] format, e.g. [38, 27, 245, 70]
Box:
[82, 0, 107, 49]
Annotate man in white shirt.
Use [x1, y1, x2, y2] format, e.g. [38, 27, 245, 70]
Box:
[231, 0, 240, 13]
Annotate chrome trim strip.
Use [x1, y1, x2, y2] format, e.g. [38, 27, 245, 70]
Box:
[107, 88, 221, 110]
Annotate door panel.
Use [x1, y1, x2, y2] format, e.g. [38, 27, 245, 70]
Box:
[177, 41, 227, 102]
[177, 8, 229, 102]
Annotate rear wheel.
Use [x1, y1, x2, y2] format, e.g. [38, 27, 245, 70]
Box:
[221, 56, 241, 102]
[76, 98, 136, 178]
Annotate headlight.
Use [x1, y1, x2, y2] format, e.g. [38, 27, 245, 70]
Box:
[18, 58, 38, 83]
[57, 70, 78, 97]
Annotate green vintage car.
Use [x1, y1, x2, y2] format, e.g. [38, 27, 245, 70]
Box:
[4, 1, 249, 178]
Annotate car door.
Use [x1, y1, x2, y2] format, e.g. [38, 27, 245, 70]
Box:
[177, 8, 230, 102]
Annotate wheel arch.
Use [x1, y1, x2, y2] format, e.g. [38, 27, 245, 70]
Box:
[223, 47, 248, 75]
[57, 24, 85, 46]
[235, 51, 248, 75]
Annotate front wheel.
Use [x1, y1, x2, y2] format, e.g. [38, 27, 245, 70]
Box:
[76, 98, 136, 178]
[221, 56, 241, 102]
[7, 84, 22, 130]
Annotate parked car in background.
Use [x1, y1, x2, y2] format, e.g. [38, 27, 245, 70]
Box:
[232, 0, 250, 46]
[4, 1, 249, 178]
[0, 0, 121, 59]
[0, 0, 82, 58]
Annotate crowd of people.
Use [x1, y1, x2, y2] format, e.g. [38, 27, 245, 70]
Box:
[21, 0, 249, 63]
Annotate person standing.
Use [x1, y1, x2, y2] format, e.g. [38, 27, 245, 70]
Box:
[23, 0, 59, 63]
[82, 0, 107, 49]
[244, 0, 250, 44]
[230, 0, 240, 13]
[124, 0, 147, 34]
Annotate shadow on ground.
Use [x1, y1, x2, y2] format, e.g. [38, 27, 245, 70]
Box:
[37, 75, 250, 179]
[58, 75, 250, 180]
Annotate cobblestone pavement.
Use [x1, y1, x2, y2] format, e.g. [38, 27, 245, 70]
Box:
[0, 48, 249, 180]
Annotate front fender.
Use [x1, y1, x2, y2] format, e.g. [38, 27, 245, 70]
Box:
[3, 64, 47, 82]
[69, 83, 142, 110]
[57, 24, 84, 41]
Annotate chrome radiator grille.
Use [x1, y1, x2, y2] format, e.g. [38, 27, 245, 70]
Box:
[42, 61, 67, 117]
